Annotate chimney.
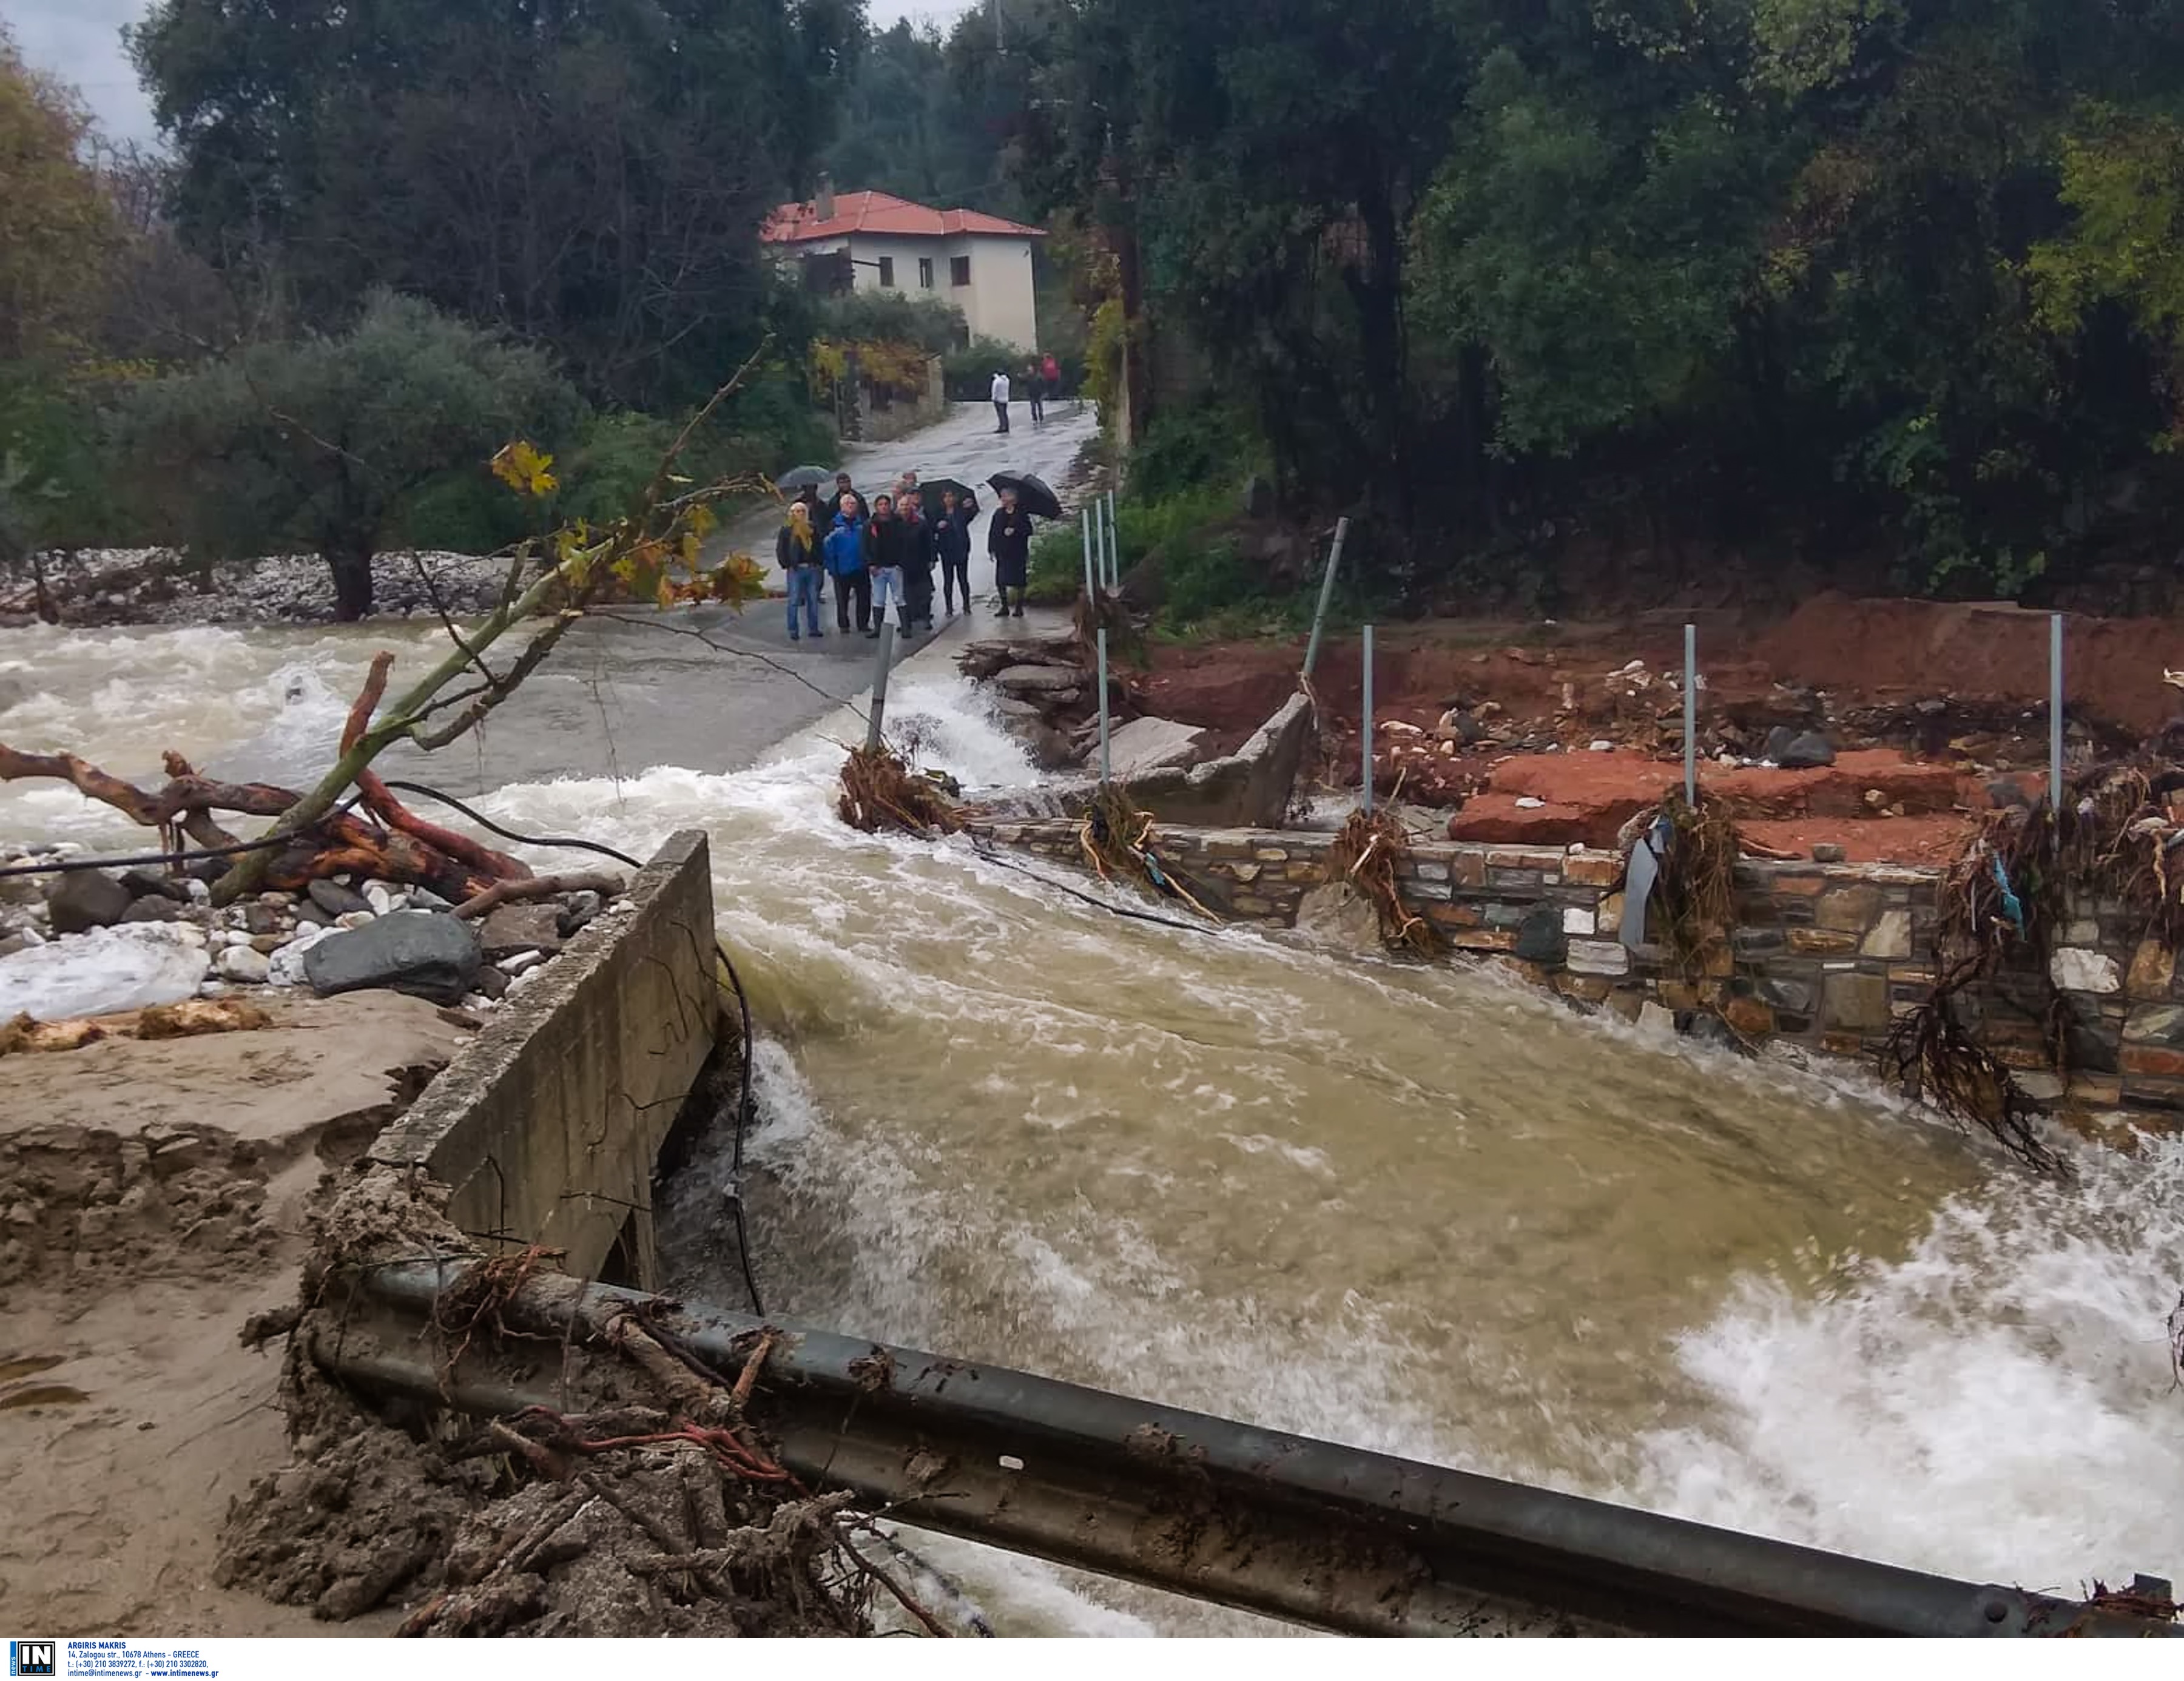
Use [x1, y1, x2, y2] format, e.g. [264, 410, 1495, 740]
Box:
[815, 173, 836, 222]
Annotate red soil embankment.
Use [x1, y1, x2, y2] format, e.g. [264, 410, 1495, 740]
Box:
[1753, 592, 2184, 736]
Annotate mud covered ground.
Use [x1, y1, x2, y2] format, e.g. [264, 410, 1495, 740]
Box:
[1128, 591, 2183, 862]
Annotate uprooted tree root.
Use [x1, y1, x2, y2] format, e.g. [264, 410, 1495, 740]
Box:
[1881, 800, 2072, 1173]
[1078, 785, 1219, 920]
[836, 746, 963, 837]
[214, 1168, 954, 1637]
[1646, 792, 1741, 976]
[1326, 804, 1445, 956]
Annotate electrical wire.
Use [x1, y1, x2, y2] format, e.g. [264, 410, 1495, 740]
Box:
[386, 776, 763, 1316]
[965, 836, 1224, 935]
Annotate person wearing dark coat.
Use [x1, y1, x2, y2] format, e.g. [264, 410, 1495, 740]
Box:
[932, 488, 974, 619]
[900, 496, 938, 633]
[987, 487, 1034, 618]
[863, 493, 915, 637]
[832, 471, 870, 525]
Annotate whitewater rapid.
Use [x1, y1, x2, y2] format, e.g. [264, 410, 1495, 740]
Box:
[0, 620, 2177, 1635]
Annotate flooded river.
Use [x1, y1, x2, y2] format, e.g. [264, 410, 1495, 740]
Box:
[0, 600, 2179, 1634]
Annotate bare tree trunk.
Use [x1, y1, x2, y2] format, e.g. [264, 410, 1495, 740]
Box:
[328, 542, 374, 621]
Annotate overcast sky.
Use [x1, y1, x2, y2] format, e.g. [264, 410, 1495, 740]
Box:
[11, 0, 973, 147]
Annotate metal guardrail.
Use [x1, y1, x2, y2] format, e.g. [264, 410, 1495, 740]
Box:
[314, 1262, 2180, 1639]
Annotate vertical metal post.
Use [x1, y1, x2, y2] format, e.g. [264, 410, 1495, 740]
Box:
[863, 624, 895, 754]
[1081, 507, 1095, 601]
[1106, 490, 1121, 588]
[1301, 517, 1351, 682]
[1091, 496, 1105, 594]
[1096, 628, 1112, 786]
[1683, 622, 1697, 807]
[2051, 612, 2064, 809]
[1362, 622, 1375, 814]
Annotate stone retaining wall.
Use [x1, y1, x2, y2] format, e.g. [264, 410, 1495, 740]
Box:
[367, 830, 722, 1284]
[971, 818, 2182, 1123]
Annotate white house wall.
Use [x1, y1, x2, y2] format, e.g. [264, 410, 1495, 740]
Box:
[787, 232, 1040, 354]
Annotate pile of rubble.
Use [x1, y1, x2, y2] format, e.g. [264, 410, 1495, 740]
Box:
[0, 848, 625, 1030]
[957, 630, 1122, 770]
[4, 548, 517, 630]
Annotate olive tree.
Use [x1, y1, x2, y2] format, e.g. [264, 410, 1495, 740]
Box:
[116, 292, 583, 618]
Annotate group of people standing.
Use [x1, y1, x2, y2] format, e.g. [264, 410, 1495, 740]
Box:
[777, 467, 1038, 642]
[990, 352, 1063, 435]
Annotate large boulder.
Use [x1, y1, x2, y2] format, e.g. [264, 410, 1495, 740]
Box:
[46, 869, 135, 935]
[303, 911, 482, 1005]
[0, 923, 206, 1019]
[479, 903, 565, 960]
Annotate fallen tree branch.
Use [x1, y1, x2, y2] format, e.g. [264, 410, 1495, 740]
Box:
[454, 872, 625, 920]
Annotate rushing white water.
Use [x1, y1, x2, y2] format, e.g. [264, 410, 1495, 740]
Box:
[1, 622, 2178, 1634]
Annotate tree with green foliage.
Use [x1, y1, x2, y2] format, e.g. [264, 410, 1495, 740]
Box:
[114, 294, 584, 619]
[130, 0, 860, 411]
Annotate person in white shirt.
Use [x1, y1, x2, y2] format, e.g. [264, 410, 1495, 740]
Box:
[990, 370, 1011, 435]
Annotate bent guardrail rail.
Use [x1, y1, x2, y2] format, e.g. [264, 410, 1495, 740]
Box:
[311, 1261, 2179, 1639]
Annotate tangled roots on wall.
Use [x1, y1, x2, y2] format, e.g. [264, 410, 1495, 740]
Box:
[1325, 806, 1445, 955]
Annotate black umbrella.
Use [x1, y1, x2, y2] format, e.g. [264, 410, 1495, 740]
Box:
[775, 464, 836, 493]
[917, 477, 976, 517]
[988, 471, 1063, 520]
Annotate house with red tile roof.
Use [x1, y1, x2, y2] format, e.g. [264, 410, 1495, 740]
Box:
[763, 178, 1047, 352]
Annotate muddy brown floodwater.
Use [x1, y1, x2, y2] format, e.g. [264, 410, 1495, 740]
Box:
[0, 551, 2179, 1634]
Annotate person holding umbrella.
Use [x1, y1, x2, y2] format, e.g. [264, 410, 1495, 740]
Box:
[988, 485, 1033, 618]
[931, 486, 974, 619]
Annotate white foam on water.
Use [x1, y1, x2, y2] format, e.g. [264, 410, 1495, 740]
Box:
[1627, 1130, 2184, 1588]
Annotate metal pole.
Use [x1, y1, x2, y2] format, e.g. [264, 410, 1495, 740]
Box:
[1081, 507, 1095, 601]
[1362, 622, 1375, 814]
[1091, 495, 1105, 595]
[2051, 612, 2064, 809]
[327, 1261, 2184, 1641]
[1684, 622, 1697, 807]
[1301, 516, 1351, 682]
[862, 623, 895, 754]
[1097, 627, 1111, 786]
[1106, 490, 1121, 589]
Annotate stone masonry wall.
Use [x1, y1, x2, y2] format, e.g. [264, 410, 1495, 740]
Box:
[969, 818, 2181, 1124]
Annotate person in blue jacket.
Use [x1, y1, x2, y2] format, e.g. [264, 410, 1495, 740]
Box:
[824, 495, 870, 635]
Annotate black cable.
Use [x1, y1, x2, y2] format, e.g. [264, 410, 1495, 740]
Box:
[0, 794, 369, 879]
[966, 837, 1222, 935]
[378, 780, 645, 871]
[376, 774, 764, 1316]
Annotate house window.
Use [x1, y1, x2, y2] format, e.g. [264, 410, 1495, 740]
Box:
[877, 256, 895, 288]
[918, 257, 934, 289]
[951, 255, 972, 287]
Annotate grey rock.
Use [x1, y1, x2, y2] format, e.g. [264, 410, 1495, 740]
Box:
[46, 869, 135, 935]
[308, 879, 372, 917]
[120, 897, 187, 924]
[1762, 726, 1798, 764]
[479, 903, 564, 960]
[186, 858, 229, 885]
[0, 932, 37, 957]
[303, 911, 481, 1005]
[243, 904, 285, 935]
[473, 964, 511, 1000]
[1987, 778, 2032, 810]
[993, 664, 1087, 695]
[556, 891, 602, 939]
[1762, 977, 1816, 1014]
[1778, 732, 1836, 770]
[1684, 1011, 1753, 1056]
[120, 868, 189, 902]
[1242, 474, 1275, 519]
[294, 901, 331, 928]
[215, 946, 271, 985]
[1455, 712, 1488, 746]
[406, 887, 453, 912]
[1107, 716, 1209, 780]
[1810, 842, 1847, 864]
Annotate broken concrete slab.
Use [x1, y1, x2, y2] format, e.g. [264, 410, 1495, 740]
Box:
[477, 903, 565, 960]
[1106, 716, 1210, 780]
